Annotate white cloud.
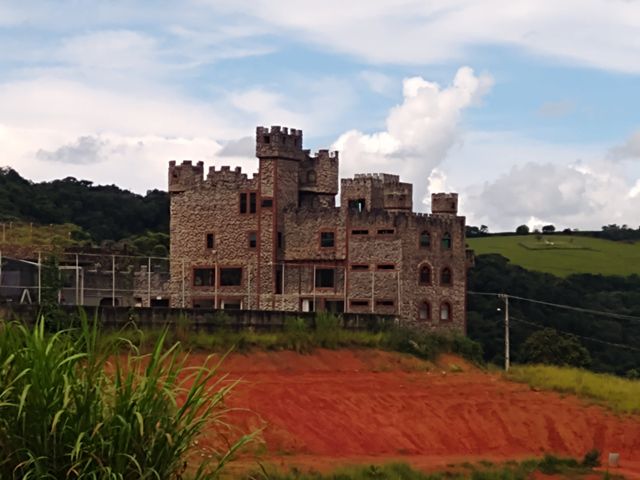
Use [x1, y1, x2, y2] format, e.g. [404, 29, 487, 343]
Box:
[333, 67, 493, 208]
[202, 0, 640, 73]
[359, 71, 394, 95]
[608, 130, 640, 161]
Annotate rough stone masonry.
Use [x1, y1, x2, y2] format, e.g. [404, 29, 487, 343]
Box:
[168, 126, 473, 332]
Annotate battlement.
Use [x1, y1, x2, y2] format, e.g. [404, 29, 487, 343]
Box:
[256, 125, 306, 161]
[206, 165, 256, 183]
[168, 160, 204, 192]
[431, 193, 458, 215]
[344, 173, 401, 185]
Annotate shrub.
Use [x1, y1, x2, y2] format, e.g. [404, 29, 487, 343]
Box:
[0, 316, 254, 478]
[581, 448, 601, 467]
[284, 317, 311, 353]
[314, 312, 341, 349]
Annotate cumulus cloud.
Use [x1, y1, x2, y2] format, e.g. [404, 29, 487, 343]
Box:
[36, 136, 108, 165]
[607, 130, 640, 161]
[465, 159, 640, 231]
[333, 67, 493, 208]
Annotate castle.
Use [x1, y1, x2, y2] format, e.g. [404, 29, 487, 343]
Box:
[168, 126, 472, 331]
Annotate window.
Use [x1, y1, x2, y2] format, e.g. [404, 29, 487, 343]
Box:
[419, 265, 431, 285]
[307, 170, 317, 184]
[275, 265, 283, 294]
[206, 233, 215, 249]
[377, 228, 394, 235]
[263, 135, 270, 144]
[418, 302, 430, 321]
[440, 302, 452, 322]
[419, 231, 430, 248]
[350, 300, 369, 307]
[262, 198, 273, 208]
[193, 268, 214, 287]
[248, 231, 257, 249]
[325, 300, 345, 313]
[277, 231, 283, 249]
[351, 264, 369, 271]
[301, 299, 315, 312]
[315, 268, 335, 288]
[221, 300, 241, 310]
[348, 198, 366, 213]
[193, 298, 215, 309]
[441, 267, 452, 286]
[351, 229, 369, 235]
[442, 232, 452, 249]
[220, 267, 242, 286]
[376, 299, 394, 307]
[240, 192, 257, 214]
[377, 264, 395, 270]
[320, 231, 335, 248]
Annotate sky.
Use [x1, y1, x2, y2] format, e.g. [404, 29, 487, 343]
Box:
[1, 0, 640, 231]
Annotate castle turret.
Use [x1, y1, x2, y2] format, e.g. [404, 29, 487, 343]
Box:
[168, 160, 204, 193]
[431, 193, 458, 215]
[256, 126, 306, 161]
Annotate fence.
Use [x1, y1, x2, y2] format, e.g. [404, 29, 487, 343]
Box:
[0, 251, 170, 308]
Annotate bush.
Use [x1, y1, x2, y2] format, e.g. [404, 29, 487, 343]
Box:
[314, 312, 341, 349]
[520, 328, 591, 368]
[0, 316, 254, 478]
[284, 317, 312, 353]
[581, 449, 601, 467]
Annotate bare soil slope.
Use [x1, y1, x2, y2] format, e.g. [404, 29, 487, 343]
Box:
[191, 349, 640, 475]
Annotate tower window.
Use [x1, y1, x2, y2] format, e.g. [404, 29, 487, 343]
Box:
[315, 268, 335, 288]
[440, 302, 452, 322]
[206, 233, 215, 249]
[348, 198, 366, 213]
[239, 193, 247, 214]
[418, 302, 431, 321]
[441, 267, 452, 286]
[193, 268, 215, 287]
[420, 231, 430, 248]
[442, 232, 452, 249]
[419, 265, 431, 285]
[249, 192, 257, 213]
[248, 231, 257, 249]
[320, 231, 335, 248]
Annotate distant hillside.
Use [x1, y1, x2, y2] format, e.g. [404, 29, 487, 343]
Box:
[467, 234, 640, 277]
[0, 167, 169, 242]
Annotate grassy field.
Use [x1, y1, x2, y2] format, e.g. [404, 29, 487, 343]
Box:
[0, 222, 83, 247]
[507, 364, 640, 414]
[467, 235, 640, 277]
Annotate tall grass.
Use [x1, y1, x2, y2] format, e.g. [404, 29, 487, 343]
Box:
[0, 315, 254, 479]
[507, 364, 640, 414]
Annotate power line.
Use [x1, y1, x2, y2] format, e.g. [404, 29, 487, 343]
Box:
[510, 315, 640, 353]
[468, 290, 640, 323]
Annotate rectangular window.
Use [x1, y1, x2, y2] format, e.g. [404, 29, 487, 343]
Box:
[249, 192, 257, 213]
[348, 198, 366, 212]
[350, 300, 369, 307]
[220, 267, 242, 286]
[315, 268, 335, 288]
[320, 231, 335, 248]
[277, 231, 283, 249]
[351, 264, 369, 271]
[376, 299, 395, 307]
[239, 193, 247, 214]
[206, 233, 215, 249]
[377, 264, 395, 270]
[377, 228, 395, 235]
[261, 198, 273, 208]
[351, 229, 369, 235]
[193, 268, 215, 287]
[221, 300, 242, 310]
[193, 298, 215, 309]
[248, 231, 257, 249]
[275, 265, 283, 294]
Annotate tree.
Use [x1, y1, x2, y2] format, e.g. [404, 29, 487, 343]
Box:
[480, 225, 489, 234]
[519, 328, 591, 368]
[542, 224, 556, 234]
[516, 224, 530, 235]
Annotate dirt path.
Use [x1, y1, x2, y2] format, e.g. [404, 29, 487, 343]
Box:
[189, 349, 640, 476]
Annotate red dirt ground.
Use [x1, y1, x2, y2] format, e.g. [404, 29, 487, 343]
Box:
[188, 349, 640, 477]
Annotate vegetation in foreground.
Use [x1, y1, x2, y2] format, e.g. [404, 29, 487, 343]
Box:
[104, 312, 483, 365]
[467, 234, 640, 277]
[507, 364, 640, 414]
[245, 454, 613, 479]
[0, 316, 254, 479]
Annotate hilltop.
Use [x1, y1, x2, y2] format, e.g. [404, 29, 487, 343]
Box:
[467, 234, 640, 277]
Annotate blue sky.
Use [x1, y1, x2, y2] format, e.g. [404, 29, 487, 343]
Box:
[1, 0, 640, 230]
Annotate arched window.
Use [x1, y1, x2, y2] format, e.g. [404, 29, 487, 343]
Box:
[442, 232, 452, 249]
[419, 265, 431, 285]
[440, 302, 452, 322]
[419, 231, 431, 248]
[418, 301, 431, 321]
[441, 267, 452, 286]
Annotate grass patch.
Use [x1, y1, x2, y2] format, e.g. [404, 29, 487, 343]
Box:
[246, 456, 604, 479]
[467, 234, 640, 277]
[507, 364, 640, 414]
[0, 221, 84, 247]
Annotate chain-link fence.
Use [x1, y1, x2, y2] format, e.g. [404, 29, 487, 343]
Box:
[0, 251, 169, 307]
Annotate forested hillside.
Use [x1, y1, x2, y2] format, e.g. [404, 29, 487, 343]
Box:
[468, 254, 640, 376]
[0, 167, 169, 241]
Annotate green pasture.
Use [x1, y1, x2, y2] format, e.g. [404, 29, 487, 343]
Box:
[467, 235, 640, 277]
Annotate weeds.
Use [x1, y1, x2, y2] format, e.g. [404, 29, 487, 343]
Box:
[0, 314, 255, 479]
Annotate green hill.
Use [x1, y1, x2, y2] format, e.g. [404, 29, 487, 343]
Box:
[467, 234, 640, 277]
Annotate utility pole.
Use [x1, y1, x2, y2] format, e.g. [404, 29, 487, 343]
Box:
[499, 293, 510, 371]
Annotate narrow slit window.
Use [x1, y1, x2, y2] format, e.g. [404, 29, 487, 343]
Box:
[377, 264, 394, 270]
[377, 229, 394, 235]
[249, 192, 257, 213]
[351, 229, 369, 235]
[441, 267, 452, 286]
[351, 264, 369, 271]
[419, 265, 431, 285]
[350, 300, 369, 307]
[442, 232, 452, 249]
[206, 233, 215, 249]
[239, 193, 247, 214]
[248, 231, 257, 249]
[419, 231, 430, 248]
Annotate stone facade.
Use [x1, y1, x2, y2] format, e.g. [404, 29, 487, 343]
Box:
[169, 126, 472, 332]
